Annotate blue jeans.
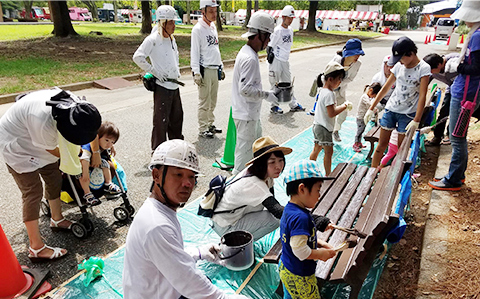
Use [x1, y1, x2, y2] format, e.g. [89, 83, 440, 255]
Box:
[444, 95, 480, 186]
[379, 109, 416, 133]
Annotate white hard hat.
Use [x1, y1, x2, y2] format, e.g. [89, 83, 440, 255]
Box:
[156, 5, 176, 21]
[241, 11, 275, 38]
[149, 139, 200, 174]
[200, 0, 219, 9]
[281, 5, 295, 17]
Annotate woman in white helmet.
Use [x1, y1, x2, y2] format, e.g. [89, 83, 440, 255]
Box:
[267, 5, 305, 115]
[191, 0, 225, 139]
[133, 5, 184, 153]
[123, 140, 247, 299]
[231, 11, 280, 175]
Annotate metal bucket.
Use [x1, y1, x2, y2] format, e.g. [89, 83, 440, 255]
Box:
[274, 82, 293, 103]
[219, 230, 254, 271]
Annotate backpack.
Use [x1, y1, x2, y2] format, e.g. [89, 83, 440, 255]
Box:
[197, 174, 250, 218]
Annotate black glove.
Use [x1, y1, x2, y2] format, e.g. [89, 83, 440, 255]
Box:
[312, 214, 330, 232]
[266, 46, 274, 64]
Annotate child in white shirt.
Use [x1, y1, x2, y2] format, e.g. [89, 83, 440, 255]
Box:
[354, 82, 382, 152]
[309, 61, 352, 175]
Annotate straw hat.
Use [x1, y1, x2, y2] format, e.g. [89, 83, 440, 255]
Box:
[450, 0, 480, 23]
[245, 136, 292, 166]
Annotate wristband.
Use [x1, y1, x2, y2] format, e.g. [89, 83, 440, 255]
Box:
[93, 150, 101, 154]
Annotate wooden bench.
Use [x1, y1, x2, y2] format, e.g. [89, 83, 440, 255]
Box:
[363, 125, 381, 161]
[264, 129, 415, 298]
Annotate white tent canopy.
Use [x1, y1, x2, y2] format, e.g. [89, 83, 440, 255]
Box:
[421, 0, 457, 14]
[234, 9, 388, 20]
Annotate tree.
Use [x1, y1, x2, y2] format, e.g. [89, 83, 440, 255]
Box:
[216, 0, 223, 31]
[140, 0, 152, 34]
[24, 0, 33, 19]
[0, 2, 3, 22]
[186, 0, 191, 24]
[306, 0, 318, 32]
[81, 1, 98, 22]
[50, 1, 78, 37]
[254, 0, 259, 12]
[243, 0, 251, 29]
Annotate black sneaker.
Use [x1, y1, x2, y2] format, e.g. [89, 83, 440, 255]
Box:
[209, 125, 222, 134]
[270, 106, 284, 114]
[199, 130, 214, 138]
[290, 104, 306, 112]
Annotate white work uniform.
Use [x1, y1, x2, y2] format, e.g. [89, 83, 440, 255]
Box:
[133, 32, 181, 90]
[331, 54, 362, 132]
[123, 197, 234, 299]
[267, 25, 298, 109]
[191, 18, 223, 132]
[0, 89, 59, 173]
[231, 45, 267, 174]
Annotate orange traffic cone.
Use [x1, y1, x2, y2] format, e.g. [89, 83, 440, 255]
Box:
[433, 34, 436, 41]
[424, 35, 429, 44]
[447, 35, 451, 45]
[460, 34, 464, 44]
[0, 225, 30, 298]
[428, 35, 432, 43]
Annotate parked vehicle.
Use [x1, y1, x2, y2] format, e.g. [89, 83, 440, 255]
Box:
[42, 7, 51, 20]
[69, 7, 92, 21]
[20, 7, 47, 20]
[435, 18, 455, 40]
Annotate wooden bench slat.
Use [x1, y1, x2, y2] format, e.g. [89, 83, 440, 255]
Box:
[263, 237, 283, 263]
[364, 125, 381, 160]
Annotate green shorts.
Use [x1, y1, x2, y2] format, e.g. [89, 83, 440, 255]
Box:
[279, 261, 321, 299]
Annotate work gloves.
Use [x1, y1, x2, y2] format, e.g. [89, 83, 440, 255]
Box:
[221, 71, 226, 81]
[344, 101, 353, 111]
[405, 120, 420, 133]
[194, 73, 203, 86]
[266, 46, 274, 64]
[264, 90, 279, 106]
[364, 109, 375, 125]
[445, 57, 459, 74]
[188, 243, 225, 266]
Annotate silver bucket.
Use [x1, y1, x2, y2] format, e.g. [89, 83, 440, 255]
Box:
[274, 82, 293, 103]
[219, 230, 254, 271]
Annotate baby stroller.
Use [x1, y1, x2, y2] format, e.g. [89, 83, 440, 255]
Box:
[41, 155, 135, 239]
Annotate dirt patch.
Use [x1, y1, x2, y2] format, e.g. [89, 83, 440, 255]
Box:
[374, 128, 480, 298]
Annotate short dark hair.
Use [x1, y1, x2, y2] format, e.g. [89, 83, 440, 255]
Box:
[367, 82, 382, 95]
[249, 151, 285, 180]
[286, 178, 322, 196]
[98, 121, 120, 142]
[317, 70, 346, 88]
[423, 53, 444, 70]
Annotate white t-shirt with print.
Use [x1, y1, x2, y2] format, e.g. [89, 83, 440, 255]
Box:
[0, 89, 59, 173]
[385, 60, 431, 114]
[212, 168, 274, 228]
[314, 87, 336, 131]
[268, 25, 293, 62]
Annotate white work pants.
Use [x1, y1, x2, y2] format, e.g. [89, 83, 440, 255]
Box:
[233, 119, 262, 175]
[268, 59, 298, 109]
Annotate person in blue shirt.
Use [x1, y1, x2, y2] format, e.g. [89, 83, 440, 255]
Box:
[279, 160, 336, 299]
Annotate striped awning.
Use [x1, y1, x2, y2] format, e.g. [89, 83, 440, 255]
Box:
[351, 11, 379, 20]
[383, 14, 401, 21]
[235, 9, 387, 21]
[120, 9, 130, 15]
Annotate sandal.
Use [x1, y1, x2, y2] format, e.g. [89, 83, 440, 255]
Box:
[50, 218, 73, 231]
[28, 244, 67, 262]
[83, 192, 101, 206]
[440, 138, 451, 145]
[104, 183, 121, 194]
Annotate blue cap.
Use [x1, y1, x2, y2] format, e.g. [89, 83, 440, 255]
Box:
[342, 38, 365, 57]
[284, 160, 334, 184]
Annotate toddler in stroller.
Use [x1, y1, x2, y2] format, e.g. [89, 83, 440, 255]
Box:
[79, 121, 122, 206]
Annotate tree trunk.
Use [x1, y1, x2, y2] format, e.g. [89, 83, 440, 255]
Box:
[254, 0, 259, 12]
[113, 1, 118, 22]
[186, 0, 191, 24]
[307, 1, 318, 32]
[216, 0, 223, 31]
[140, 0, 152, 34]
[82, 1, 98, 22]
[164, 0, 171, 5]
[0, 2, 4, 22]
[156, 1, 162, 7]
[24, 1, 33, 19]
[243, 0, 251, 29]
[49, 1, 78, 37]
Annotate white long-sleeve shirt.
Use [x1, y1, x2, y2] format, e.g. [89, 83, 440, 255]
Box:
[133, 33, 181, 90]
[191, 18, 223, 75]
[231, 45, 268, 121]
[123, 197, 232, 299]
[267, 25, 293, 62]
[332, 54, 362, 100]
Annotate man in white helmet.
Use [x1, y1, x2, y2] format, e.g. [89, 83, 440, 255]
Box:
[123, 139, 247, 299]
[267, 5, 305, 115]
[133, 5, 184, 153]
[231, 11, 279, 175]
[192, 0, 225, 139]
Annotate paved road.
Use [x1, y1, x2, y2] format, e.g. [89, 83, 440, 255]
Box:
[0, 29, 452, 288]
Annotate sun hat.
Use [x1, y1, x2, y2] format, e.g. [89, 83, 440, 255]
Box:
[284, 160, 335, 184]
[46, 90, 101, 146]
[342, 38, 365, 57]
[324, 61, 345, 76]
[245, 136, 292, 166]
[450, 0, 480, 23]
[388, 36, 417, 66]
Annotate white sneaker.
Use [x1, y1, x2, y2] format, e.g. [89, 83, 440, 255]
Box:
[333, 131, 341, 142]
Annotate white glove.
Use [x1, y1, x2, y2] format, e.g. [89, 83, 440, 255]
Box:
[419, 125, 433, 135]
[364, 109, 375, 125]
[264, 91, 279, 106]
[344, 101, 353, 111]
[194, 73, 203, 86]
[197, 244, 225, 266]
[445, 57, 459, 74]
[309, 78, 318, 97]
[405, 120, 419, 133]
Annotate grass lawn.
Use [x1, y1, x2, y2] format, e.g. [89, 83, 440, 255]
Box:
[0, 23, 381, 95]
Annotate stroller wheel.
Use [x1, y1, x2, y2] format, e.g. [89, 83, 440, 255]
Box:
[79, 218, 94, 234]
[71, 222, 89, 239]
[41, 199, 51, 217]
[114, 207, 129, 221]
